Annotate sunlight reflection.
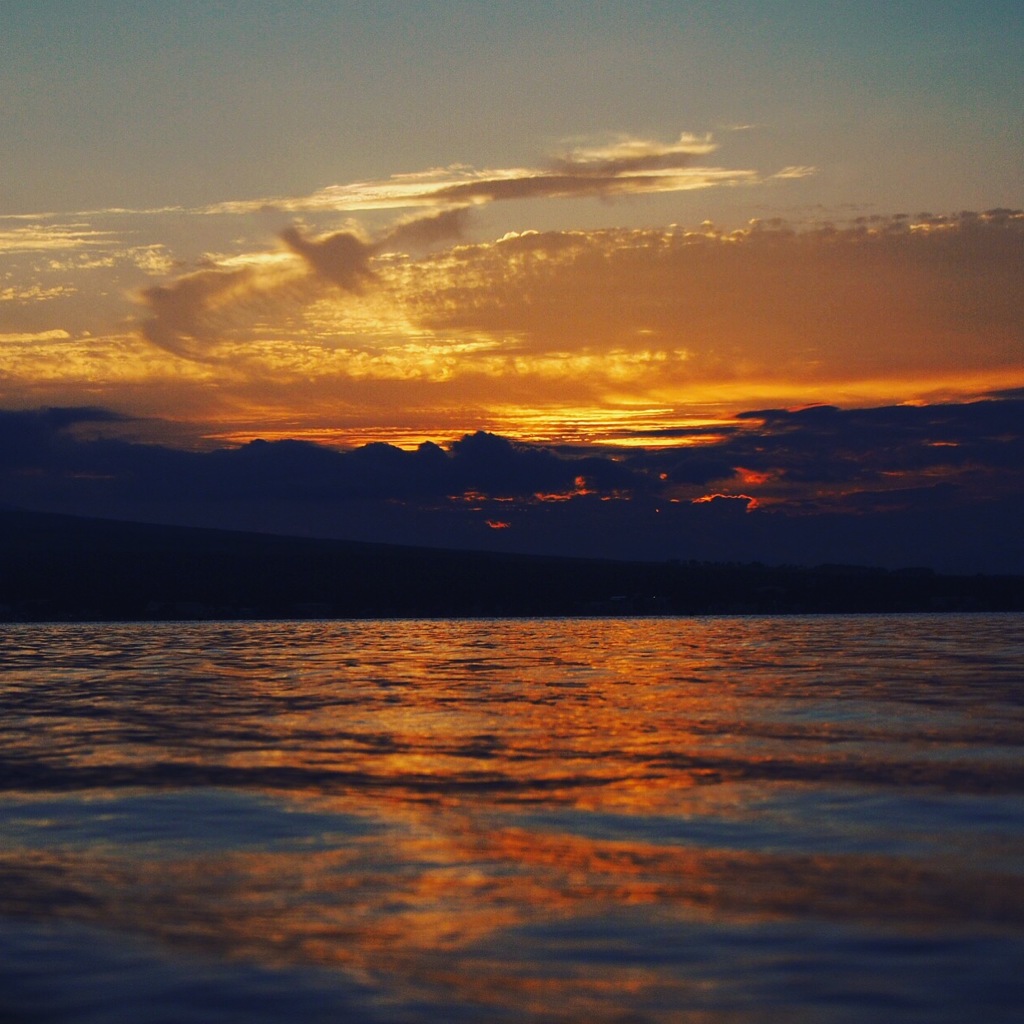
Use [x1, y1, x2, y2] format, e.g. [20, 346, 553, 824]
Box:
[2, 617, 1023, 1021]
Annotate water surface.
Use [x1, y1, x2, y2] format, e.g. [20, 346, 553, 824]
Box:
[1, 614, 1022, 1022]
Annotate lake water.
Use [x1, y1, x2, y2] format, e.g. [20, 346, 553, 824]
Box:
[1, 614, 1022, 1023]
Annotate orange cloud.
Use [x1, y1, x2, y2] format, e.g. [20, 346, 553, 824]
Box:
[692, 493, 759, 510]
[11, 201, 1019, 449]
[138, 210, 467, 360]
[400, 211, 1024, 389]
[117, 208, 1024, 444]
[736, 467, 774, 486]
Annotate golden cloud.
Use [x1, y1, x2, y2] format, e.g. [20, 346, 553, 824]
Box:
[396, 212, 1024, 384]
[202, 132, 785, 215]
[0, 223, 118, 254]
[138, 210, 469, 359]
[116, 208, 1024, 442]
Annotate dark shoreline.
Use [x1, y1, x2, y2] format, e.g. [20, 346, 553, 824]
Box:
[2, 507, 1022, 622]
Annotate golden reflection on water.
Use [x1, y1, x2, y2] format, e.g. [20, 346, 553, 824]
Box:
[13, 618, 1011, 793]
[2, 792, 1022, 1020]
[2, 616, 1023, 1021]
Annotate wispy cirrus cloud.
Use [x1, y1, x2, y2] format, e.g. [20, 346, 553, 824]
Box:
[0, 132, 792, 221]
[0, 223, 119, 254]
[203, 132, 806, 215]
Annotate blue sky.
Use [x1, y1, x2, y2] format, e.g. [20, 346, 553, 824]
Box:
[4, 1, 1021, 221]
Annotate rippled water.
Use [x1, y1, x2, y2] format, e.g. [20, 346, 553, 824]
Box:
[1, 614, 1022, 1022]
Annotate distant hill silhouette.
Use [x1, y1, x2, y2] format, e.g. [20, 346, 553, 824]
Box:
[0, 507, 1021, 621]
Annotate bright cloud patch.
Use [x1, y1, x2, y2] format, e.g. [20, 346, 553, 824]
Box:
[110, 209, 1024, 443]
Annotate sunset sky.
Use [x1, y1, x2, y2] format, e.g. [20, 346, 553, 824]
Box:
[2, 1, 1022, 571]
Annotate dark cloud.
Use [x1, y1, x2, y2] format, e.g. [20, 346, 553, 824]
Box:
[445, 431, 635, 496]
[2, 398, 1021, 573]
[727, 401, 1024, 487]
[0, 407, 129, 469]
[425, 151, 740, 205]
[279, 226, 376, 290]
[380, 207, 471, 250]
[429, 173, 670, 204]
[282, 208, 470, 288]
[140, 265, 258, 357]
